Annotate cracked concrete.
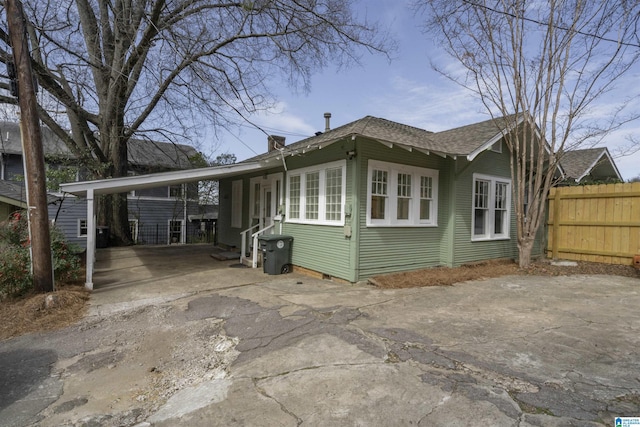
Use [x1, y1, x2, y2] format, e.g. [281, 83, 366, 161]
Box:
[1, 245, 639, 426]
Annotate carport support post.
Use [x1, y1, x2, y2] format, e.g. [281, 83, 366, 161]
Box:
[85, 189, 95, 290]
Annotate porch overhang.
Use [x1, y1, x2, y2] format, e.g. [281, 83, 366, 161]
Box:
[60, 162, 265, 197]
[60, 161, 266, 290]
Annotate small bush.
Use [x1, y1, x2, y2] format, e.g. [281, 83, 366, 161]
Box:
[0, 244, 32, 298]
[0, 211, 82, 299]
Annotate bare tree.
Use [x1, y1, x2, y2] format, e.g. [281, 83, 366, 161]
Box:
[0, 0, 391, 244]
[416, 0, 640, 267]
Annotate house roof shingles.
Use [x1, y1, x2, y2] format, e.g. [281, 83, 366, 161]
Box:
[248, 114, 526, 164]
[0, 180, 58, 207]
[0, 121, 198, 170]
[245, 116, 438, 163]
[559, 147, 620, 182]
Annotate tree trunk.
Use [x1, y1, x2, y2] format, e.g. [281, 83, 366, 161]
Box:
[517, 237, 535, 268]
[96, 126, 132, 246]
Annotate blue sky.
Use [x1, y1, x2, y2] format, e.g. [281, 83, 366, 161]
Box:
[209, 0, 640, 181]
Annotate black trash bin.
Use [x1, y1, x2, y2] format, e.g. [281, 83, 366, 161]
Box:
[96, 226, 110, 248]
[258, 234, 293, 275]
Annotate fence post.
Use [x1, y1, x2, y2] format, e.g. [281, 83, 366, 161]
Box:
[551, 188, 561, 260]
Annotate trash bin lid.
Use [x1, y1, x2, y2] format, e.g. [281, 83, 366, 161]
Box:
[257, 234, 293, 242]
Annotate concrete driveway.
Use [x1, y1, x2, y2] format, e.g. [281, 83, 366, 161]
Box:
[1, 245, 639, 426]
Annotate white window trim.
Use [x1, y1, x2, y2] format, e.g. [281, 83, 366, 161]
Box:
[231, 179, 243, 228]
[168, 183, 184, 199]
[128, 219, 139, 242]
[78, 218, 88, 237]
[471, 173, 511, 241]
[366, 160, 439, 227]
[285, 160, 346, 226]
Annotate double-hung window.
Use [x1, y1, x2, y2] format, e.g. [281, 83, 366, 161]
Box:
[472, 173, 511, 240]
[286, 161, 346, 225]
[78, 219, 88, 237]
[366, 160, 438, 227]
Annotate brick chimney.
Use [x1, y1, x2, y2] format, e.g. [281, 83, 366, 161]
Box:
[268, 135, 286, 152]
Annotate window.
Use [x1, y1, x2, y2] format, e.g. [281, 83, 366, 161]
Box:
[366, 160, 438, 227]
[285, 161, 346, 225]
[472, 174, 511, 240]
[420, 176, 433, 221]
[129, 219, 139, 243]
[396, 173, 411, 220]
[370, 169, 388, 220]
[325, 167, 342, 221]
[490, 140, 502, 153]
[305, 171, 319, 220]
[231, 180, 242, 228]
[78, 219, 88, 237]
[288, 175, 301, 219]
[169, 184, 183, 198]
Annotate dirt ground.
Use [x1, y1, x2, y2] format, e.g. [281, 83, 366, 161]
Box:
[1, 259, 638, 341]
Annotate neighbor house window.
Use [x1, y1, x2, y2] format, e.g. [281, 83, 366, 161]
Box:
[231, 180, 242, 228]
[472, 173, 511, 240]
[78, 219, 88, 237]
[285, 160, 346, 225]
[129, 219, 139, 243]
[169, 184, 183, 198]
[366, 160, 438, 227]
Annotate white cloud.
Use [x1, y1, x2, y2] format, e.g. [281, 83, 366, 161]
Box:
[367, 74, 487, 131]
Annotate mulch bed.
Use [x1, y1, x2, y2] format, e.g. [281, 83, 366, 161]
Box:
[369, 259, 640, 289]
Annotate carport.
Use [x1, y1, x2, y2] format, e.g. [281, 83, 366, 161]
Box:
[60, 161, 267, 290]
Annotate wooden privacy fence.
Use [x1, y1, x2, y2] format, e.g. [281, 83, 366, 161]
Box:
[547, 182, 640, 265]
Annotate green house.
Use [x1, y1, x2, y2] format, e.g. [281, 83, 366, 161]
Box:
[217, 114, 545, 282]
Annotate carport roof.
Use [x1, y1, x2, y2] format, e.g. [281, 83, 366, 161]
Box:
[60, 161, 265, 196]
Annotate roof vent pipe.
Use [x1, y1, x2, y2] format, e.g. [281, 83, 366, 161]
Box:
[324, 112, 331, 132]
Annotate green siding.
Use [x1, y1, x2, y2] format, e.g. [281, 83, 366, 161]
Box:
[356, 139, 451, 279]
[450, 149, 519, 266]
[282, 223, 354, 281]
[280, 140, 357, 281]
[218, 134, 544, 281]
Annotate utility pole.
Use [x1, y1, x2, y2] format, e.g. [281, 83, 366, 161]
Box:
[6, 0, 53, 293]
